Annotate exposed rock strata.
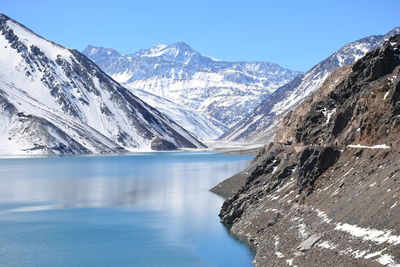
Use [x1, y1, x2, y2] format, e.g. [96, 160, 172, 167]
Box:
[215, 35, 400, 266]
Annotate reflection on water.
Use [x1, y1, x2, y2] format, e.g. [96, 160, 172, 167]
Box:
[0, 152, 254, 267]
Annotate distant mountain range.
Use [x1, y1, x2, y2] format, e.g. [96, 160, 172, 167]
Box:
[0, 14, 204, 155]
[1, 12, 398, 156]
[83, 43, 301, 130]
[85, 28, 400, 144]
[221, 26, 400, 143]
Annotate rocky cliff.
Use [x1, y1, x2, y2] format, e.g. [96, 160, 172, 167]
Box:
[213, 35, 400, 266]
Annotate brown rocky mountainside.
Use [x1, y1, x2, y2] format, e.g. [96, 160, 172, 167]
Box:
[212, 35, 400, 266]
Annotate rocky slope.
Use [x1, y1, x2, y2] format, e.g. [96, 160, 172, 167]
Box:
[0, 14, 205, 155]
[83, 43, 301, 130]
[221, 26, 400, 144]
[129, 89, 227, 140]
[212, 34, 400, 266]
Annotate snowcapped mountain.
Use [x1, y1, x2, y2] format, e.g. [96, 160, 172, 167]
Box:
[83, 43, 301, 128]
[0, 14, 205, 155]
[130, 89, 227, 140]
[221, 26, 400, 143]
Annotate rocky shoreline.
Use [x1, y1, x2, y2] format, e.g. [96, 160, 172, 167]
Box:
[212, 35, 400, 266]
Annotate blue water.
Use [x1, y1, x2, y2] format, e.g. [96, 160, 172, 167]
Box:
[0, 152, 254, 267]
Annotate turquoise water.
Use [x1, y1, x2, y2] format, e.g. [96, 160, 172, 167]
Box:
[0, 152, 253, 267]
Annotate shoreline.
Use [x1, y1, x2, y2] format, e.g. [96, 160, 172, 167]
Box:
[215, 143, 400, 266]
[0, 141, 263, 160]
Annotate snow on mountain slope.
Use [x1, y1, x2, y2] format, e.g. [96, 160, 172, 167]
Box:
[83, 43, 301, 128]
[0, 14, 205, 155]
[131, 89, 227, 140]
[221, 26, 400, 143]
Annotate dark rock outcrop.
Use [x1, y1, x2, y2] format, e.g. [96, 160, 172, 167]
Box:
[297, 147, 341, 195]
[215, 35, 400, 266]
[150, 137, 178, 151]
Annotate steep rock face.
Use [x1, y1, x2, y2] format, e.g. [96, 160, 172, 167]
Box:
[277, 35, 400, 147]
[215, 35, 400, 266]
[83, 43, 301, 129]
[222, 27, 400, 143]
[0, 14, 205, 155]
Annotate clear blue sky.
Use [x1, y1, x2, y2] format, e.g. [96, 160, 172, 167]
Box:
[2, 0, 399, 71]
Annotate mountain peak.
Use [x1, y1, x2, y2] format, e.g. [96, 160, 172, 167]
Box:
[84, 42, 301, 128]
[130, 41, 199, 63]
[149, 43, 167, 52]
[83, 45, 121, 58]
[168, 42, 193, 51]
[0, 14, 205, 154]
[386, 26, 400, 38]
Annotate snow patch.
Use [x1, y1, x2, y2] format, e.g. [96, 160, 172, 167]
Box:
[335, 223, 400, 245]
[348, 144, 390, 149]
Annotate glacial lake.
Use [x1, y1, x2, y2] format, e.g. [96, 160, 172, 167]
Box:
[0, 152, 253, 267]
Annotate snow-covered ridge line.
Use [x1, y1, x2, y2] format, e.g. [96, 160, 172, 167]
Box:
[0, 13, 205, 155]
[221, 26, 400, 143]
[83, 42, 302, 129]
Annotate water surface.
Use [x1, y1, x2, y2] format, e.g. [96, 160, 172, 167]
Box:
[0, 152, 253, 266]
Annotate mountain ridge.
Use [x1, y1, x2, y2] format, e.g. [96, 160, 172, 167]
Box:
[83, 42, 302, 129]
[221, 26, 400, 143]
[0, 13, 205, 155]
